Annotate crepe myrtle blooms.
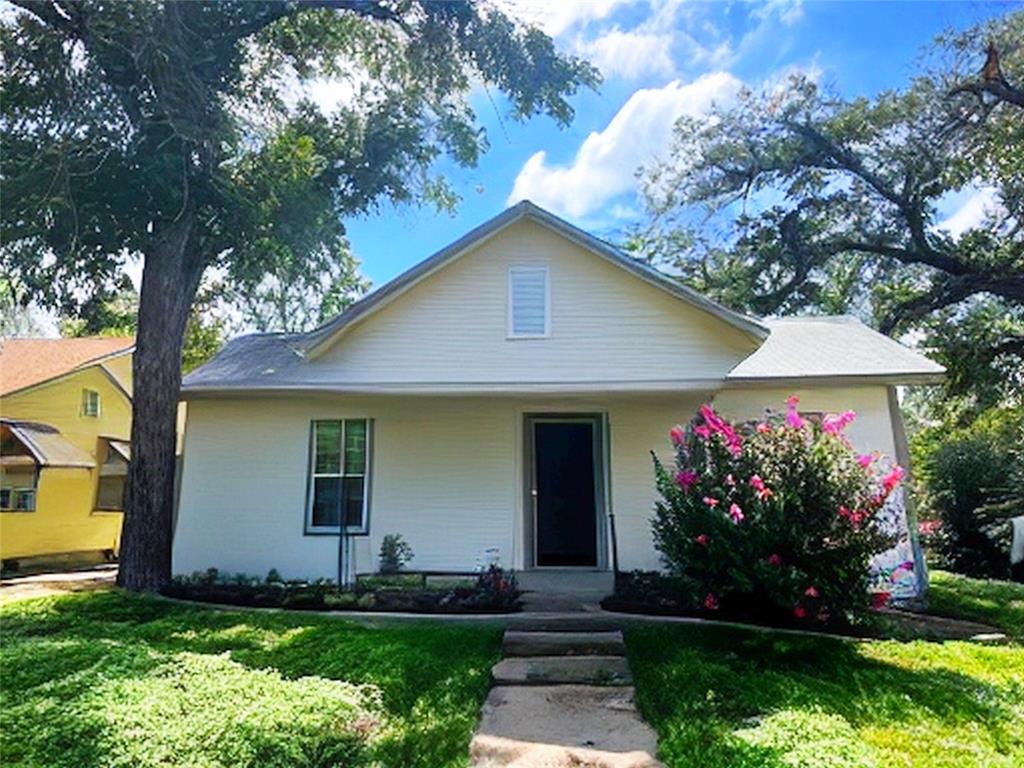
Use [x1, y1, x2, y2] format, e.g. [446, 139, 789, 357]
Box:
[675, 469, 699, 492]
[728, 503, 744, 524]
[749, 474, 773, 501]
[697, 404, 743, 456]
[785, 395, 806, 430]
[670, 425, 685, 446]
[882, 465, 905, 494]
[652, 395, 901, 625]
[822, 410, 856, 436]
[703, 593, 720, 610]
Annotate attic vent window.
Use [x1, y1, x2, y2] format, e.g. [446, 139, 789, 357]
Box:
[508, 265, 550, 338]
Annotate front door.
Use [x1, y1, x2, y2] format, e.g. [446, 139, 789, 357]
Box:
[533, 420, 598, 567]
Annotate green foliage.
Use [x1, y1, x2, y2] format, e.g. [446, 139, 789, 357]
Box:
[927, 569, 1024, 641]
[0, 277, 43, 337]
[627, 623, 1024, 768]
[653, 401, 900, 624]
[911, 405, 1024, 578]
[378, 534, 414, 575]
[165, 565, 519, 613]
[59, 288, 226, 374]
[0, 0, 599, 324]
[0, 590, 502, 768]
[0, 1, 599, 589]
[632, 11, 1023, 416]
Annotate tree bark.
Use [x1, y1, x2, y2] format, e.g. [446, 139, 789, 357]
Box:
[117, 213, 204, 592]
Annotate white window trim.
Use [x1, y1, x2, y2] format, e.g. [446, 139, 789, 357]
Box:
[507, 264, 551, 339]
[305, 418, 372, 536]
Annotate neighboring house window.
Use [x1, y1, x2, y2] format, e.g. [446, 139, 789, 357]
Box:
[95, 439, 129, 511]
[1, 487, 36, 512]
[307, 419, 370, 534]
[81, 388, 101, 418]
[508, 265, 550, 338]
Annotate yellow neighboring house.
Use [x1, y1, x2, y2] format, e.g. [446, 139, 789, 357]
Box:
[0, 337, 134, 571]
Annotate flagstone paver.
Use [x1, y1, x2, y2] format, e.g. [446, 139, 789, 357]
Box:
[502, 630, 627, 657]
[471, 623, 663, 767]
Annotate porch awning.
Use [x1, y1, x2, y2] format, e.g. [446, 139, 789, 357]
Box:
[0, 419, 95, 468]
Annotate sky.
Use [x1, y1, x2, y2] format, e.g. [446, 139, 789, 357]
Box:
[340, 0, 1011, 289]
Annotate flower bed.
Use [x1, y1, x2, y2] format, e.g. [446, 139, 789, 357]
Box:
[163, 565, 521, 614]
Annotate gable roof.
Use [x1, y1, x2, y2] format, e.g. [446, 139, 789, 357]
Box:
[0, 337, 135, 397]
[726, 316, 945, 385]
[300, 200, 769, 358]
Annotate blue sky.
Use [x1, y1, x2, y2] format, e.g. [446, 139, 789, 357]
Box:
[342, 0, 1011, 288]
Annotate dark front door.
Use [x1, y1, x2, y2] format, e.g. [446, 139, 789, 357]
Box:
[534, 421, 598, 567]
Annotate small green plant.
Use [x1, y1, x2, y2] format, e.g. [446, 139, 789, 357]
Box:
[379, 534, 414, 574]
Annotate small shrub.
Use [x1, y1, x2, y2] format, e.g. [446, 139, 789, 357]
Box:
[165, 565, 520, 614]
[474, 565, 518, 610]
[651, 398, 900, 625]
[912, 405, 1023, 579]
[378, 534, 414, 574]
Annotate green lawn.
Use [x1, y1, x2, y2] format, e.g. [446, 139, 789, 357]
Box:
[627, 619, 1024, 768]
[927, 569, 1024, 641]
[0, 590, 502, 768]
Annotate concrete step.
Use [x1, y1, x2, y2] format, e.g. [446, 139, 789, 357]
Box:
[470, 685, 662, 767]
[506, 616, 623, 632]
[503, 630, 626, 657]
[492, 655, 632, 686]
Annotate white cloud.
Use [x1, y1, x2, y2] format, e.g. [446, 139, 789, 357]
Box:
[494, 0, 632, 37]
[750, 0, 804, 28]
[939, 186, 1001, 237]
[575, 27, 675, 79]
[507, 72, 742, 218]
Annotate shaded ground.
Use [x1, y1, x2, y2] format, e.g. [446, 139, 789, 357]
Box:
[0, 590, 501, 768]
[0, 565, 116, 603]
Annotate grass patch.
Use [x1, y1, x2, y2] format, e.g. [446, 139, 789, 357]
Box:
[927, 570, 1024, 641]
[627, 623, 1024, 768]
[0, 590, 501, 768]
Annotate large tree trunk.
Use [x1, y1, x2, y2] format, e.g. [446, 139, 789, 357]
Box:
[117, 214, 204, 592]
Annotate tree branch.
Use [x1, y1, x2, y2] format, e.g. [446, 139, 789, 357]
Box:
[880, 272, 1024, 333]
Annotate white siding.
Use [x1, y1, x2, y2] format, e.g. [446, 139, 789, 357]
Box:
[173, 392, 709, 579]
[714, 385, 898, 457]
[310, 219, 756, 386]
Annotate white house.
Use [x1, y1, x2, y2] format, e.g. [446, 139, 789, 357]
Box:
[174, 201, 942, 600]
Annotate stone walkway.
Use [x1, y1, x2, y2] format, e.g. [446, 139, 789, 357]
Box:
[470, 617, 663, 768]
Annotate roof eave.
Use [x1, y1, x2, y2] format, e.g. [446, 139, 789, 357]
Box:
[724, 371, 946, 388]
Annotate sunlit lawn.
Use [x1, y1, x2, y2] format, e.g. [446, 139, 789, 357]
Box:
[628, 572, 1024, 768]
[0, 590, 502, 768]
[927, 569, 1024, 641]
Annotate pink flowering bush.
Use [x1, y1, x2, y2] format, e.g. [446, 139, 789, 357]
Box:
[652, 397, 901, 624]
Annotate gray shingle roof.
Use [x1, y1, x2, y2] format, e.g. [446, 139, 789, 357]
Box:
[181, 204, 944, 394]
[726, 316, 945, 384]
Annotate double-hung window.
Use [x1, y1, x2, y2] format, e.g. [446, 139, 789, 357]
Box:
[307, 419, 370, 534]
[81, 388, 100, 418]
